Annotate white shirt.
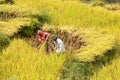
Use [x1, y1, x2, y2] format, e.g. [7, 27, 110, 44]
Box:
[54, 38, 65, 54]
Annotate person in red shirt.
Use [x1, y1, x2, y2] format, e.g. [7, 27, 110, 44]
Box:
[36, 30, 51, 51]
[37, 30, 50, 43]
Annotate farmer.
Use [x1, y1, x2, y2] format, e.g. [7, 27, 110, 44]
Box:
[37, 30, 51, 50]
[51, 35, 65, 54]
[37, 30, 50, 43]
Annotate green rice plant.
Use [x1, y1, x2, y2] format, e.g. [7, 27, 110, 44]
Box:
[0, 32, 10, 52]
[17, 16, 42, 38]
[90, 46, 120, 80]
[0, 39, 68, 80]
[5, 0, 14, 4]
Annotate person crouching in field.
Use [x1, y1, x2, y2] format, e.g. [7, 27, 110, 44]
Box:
[37, 30, 50, 43]
[37, 30, 51, 50]
[51, 35, 65, 55]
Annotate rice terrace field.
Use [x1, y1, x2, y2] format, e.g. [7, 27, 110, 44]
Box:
[0, 0, 120, 80]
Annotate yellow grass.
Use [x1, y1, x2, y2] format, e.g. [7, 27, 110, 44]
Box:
[0, 18, 31, 36]
[13, 0, 120, 48]
[0, 4, 41, 16]
[90, 50, 120, 80]
[43, 25, 115, 61]
[0, 0, 120, 79]
[0, 39, 68, 80]
[14, 0, 120, 27]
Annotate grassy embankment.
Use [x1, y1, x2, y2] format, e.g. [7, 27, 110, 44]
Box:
[0, 39, 67, 80]
[0, 4, 41, 36]
[0, 0, 120, 80]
